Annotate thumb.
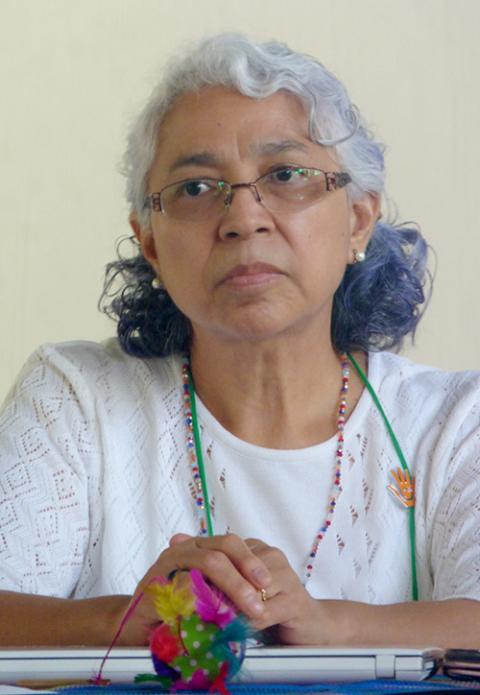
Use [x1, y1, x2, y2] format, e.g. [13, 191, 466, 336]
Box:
[169, 533, 193, 546]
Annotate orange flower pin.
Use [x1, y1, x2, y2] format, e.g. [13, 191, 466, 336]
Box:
[387, 468, 415, 508]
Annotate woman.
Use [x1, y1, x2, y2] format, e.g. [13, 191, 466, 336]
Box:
[0, 33, 479, 648]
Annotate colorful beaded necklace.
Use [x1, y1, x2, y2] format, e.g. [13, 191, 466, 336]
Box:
[181, 354, 350, 585]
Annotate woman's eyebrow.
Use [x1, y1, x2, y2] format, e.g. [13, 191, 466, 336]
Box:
[168, 141, 310, 174]
[252, 140, 310, 156]
[168, 152, 220, 174]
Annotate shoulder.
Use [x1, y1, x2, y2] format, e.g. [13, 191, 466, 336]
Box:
[367, 351, 480, 475]
[370, 350, 480, 415]
[4, 339, 182, 414]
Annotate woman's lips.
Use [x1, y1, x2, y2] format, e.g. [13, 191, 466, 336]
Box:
[220, 262, 284, 288]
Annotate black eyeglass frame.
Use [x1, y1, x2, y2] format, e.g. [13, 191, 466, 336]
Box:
[143, 168, 352, 216]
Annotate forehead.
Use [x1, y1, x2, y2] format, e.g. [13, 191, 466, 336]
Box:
[153, 86, 319, 168]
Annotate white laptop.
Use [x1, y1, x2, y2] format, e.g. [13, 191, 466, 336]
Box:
[0, 646, 443, 685]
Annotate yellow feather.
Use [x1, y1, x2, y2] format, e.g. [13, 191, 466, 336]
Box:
[145, 576, 195, 627]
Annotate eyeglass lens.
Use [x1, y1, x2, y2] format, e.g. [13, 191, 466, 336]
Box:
[160, 168, 339, 221]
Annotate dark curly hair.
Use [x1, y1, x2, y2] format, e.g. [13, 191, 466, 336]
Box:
[99, 219, 430, 358]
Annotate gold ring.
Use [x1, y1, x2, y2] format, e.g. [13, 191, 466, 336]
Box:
[260, 588, 267, 602]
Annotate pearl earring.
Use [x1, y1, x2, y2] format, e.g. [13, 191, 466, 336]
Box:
[152, 276, 164, 289]
[352, 249, 366, 264]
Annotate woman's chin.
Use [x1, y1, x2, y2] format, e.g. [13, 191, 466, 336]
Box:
[203, 309, 316, 345]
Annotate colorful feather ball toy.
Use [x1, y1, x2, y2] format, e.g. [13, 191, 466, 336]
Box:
[94, 569, 250, 693]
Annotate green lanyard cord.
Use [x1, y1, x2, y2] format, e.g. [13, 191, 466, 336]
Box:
[188, 369, 215, 537]
[188, 355, 418, 601]
[347, 352, 418, 602]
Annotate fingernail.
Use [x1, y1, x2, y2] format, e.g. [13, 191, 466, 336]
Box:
[251, 567, 271, 584]
[245, 594, 264, 616]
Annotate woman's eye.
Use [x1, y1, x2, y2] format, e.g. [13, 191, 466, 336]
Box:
[182, 180, 211, 197]
[270, 167, 309, 184]
[272, 168, 296, 183]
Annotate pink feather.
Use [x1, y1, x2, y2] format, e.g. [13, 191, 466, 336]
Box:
[189, 569, 236, 628]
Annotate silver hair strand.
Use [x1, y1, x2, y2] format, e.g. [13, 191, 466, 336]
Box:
[121, 33, 385, 228]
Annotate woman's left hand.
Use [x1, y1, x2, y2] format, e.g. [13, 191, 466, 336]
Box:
[245, 538, 331, 645]
[169, 536, 480, 648]
[168, 533, 332, 644]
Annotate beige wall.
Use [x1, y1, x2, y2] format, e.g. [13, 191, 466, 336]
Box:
[1, 0, 479, 399]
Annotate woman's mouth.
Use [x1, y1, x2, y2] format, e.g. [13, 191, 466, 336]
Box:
[220, 262, 284, 288]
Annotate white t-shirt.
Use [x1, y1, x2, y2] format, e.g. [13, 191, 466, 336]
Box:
[0, 339, 479, 605]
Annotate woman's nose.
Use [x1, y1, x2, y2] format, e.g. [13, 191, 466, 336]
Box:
[217, 185, 273, 240]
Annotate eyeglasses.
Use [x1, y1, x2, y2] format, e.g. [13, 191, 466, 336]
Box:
[144, 166, 351, 222]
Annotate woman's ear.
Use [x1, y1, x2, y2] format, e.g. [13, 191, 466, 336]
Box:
[129, 212, 161, 275]
[348, 193, 381, 263]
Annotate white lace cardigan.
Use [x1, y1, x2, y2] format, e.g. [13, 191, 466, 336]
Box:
[0, 339, 479, 605]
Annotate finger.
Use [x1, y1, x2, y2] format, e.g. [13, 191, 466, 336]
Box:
[241, 545, 307, 628]
[164, 534, 271, 619]
[250, 590, 311, 633]
[250, 594, 284, 631]
[245, 540, 290, 576]
[169, 533, 193, 546]
[245, 538, 270, 553]
[252, 569, 290, 607]
[173, 534, 272, 588]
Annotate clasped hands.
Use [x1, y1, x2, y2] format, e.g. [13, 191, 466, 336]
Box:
[117, 533, 332, 646]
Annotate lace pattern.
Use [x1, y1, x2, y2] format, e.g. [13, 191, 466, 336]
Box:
[1, 339, 479, 603]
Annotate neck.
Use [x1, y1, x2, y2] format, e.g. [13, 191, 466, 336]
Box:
[189, 326, 365, 449]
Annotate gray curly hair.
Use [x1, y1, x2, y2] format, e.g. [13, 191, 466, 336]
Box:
[123, 33, 385, 229]
[100, 32, 429, 358]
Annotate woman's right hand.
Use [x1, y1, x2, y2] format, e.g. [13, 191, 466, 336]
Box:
[114, 533, 272, 645]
